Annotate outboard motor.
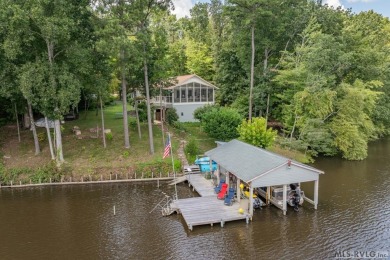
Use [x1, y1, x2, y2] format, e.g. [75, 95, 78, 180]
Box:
[293, 185, 301, 212]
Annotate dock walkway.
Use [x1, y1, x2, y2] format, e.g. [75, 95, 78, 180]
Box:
[185, 174, 216, 197]
[172, 173, 250, 230]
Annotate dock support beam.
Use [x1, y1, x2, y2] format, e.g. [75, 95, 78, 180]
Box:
[266, 186, 270, 205]
[226, 172, 230, 187]
[282, 184, 287, 215]
[236, 177, 241, 202]
[209, 159, 213, 177]
[217, 165, 220, 184]
[314, 180, 319, 210]
[249, 182, 254, 216]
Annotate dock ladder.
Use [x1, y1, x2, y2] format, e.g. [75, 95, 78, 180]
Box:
[149, 193, 177, 216]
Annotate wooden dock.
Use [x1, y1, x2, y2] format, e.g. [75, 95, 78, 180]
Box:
[185, 174, 216, 197]
[172, 173, 250, 230]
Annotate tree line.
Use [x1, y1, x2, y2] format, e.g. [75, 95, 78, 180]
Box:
[1, 0, 389, 162]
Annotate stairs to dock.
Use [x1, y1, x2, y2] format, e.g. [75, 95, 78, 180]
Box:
[183, 165, 201, 174]
[169, 176, 187, 185]
[149, 193, 177, 216]
[168, 165, 201, 186]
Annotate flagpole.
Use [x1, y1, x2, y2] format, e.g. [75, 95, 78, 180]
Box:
[168, 132, 178, 200]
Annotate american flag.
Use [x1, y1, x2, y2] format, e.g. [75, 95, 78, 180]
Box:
[163, 136, 171, 159]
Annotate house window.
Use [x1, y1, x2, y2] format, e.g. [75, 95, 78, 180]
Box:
[181, 87, 187, 103]
[194, 83, 200, 102]
[208, 88, 213, 102]
[175, 89, 180, 103]
[201, 87, 207, 102]
[188, 89, 193, 102]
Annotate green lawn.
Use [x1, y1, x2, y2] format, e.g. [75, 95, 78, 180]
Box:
[62, 102, 177, 174]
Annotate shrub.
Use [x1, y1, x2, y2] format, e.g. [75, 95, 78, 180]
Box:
[202, 107, 242, 141]
[237, 117, 277, 148]
[30, 162, 62, 183]
[0, 162, 63, 184]
[105, 95, 117, 106]
[135, 159, 182, 177]
[193, 105, 218, 122]
[137, 101, 148, 122]
[128, 117, 137, 127]
[105, 132, 113, 141]
[123, 151, 130, 157]
[38, 132, 46, 142]
[166, 108, 179, 125]
[173, 121, 187, 132]
[184, 138, 200, 163]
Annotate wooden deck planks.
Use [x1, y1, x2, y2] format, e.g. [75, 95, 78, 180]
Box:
[173, 174, 249, 229]
[175, 196, 249, 227]
[185, 174, 216, 197]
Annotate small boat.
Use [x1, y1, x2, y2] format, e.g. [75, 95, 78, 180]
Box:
[257, 184, 305, 211]
[194, 156, 218, 173]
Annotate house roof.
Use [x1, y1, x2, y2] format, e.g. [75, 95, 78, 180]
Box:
[205, 139, 324, 187]
[165, 74, 218, 90]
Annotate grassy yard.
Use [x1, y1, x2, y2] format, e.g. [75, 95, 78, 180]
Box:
[0, 102, 308, 183]
[0, 102, 185, 178]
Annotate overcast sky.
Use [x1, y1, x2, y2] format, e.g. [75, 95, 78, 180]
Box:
[171, 0, 390, 18]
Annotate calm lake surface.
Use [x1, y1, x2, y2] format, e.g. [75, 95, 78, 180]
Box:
[1, 139, 389, 259]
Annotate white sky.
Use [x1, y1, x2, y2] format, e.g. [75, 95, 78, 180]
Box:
[171, 0, 193, 18]
[323, 0, 344, 8]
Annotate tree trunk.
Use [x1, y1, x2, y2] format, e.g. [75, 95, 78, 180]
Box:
[28, 101, 40, 155]
[47, 39, 64, 164]
[121, 49, 130, 149]
[160, 86, 165, 146]
[265, 94, 270, 124]
[134, 92, 142, 139]
[290, 111, 298, 141]
[144, 45, 154, 154]
[100, 95, 106, 148]
[264, 49, 270, 125]
[45, 117, 55, 160]
[54, 119, 64, 164]
[15, 103, 21, 143]
[249, 24, 255, 121]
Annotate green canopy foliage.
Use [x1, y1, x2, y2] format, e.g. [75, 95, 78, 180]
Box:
[237, 117, 277, 148]
[201, 107, 242, 141]
[0, 0, 389, 162]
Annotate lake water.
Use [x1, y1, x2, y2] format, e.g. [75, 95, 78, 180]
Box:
[0, 139, 389, 259]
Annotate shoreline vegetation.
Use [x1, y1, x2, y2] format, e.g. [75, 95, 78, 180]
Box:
[0, 102, 310, 186]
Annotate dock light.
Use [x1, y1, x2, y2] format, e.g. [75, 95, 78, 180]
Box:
[287, 160, 291, 168]
[239, 208, 244, 214]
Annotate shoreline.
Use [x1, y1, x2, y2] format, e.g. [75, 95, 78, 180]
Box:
[0, 176, 177, 189]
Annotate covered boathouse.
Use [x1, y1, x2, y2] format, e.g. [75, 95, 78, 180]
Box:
[205, 139, 324, 216]
[171, 139, 324, 230]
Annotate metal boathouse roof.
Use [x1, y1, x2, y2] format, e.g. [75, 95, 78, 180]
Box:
[205, 139, 324, 187]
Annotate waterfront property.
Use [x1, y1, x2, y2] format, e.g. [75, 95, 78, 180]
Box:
[206, 139, 324, 216]
[151, 74, 218, 122]
[170, 140, 324, 230]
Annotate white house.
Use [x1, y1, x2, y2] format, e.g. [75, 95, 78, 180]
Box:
[152, 74, 218, 122]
